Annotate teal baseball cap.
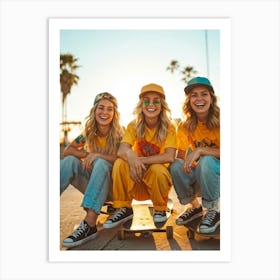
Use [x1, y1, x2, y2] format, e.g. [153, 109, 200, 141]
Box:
[184, 77, 214, 95]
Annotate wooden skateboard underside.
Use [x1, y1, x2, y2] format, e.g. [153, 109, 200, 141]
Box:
[117, 202, 173, 240]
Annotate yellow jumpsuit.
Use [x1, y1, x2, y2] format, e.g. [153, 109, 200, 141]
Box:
[112, 121, 177, 211]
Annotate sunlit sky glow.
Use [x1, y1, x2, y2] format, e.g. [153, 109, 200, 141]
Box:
[60, 27, 220, 139]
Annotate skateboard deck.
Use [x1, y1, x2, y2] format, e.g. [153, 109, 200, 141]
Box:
[117, 199, 174, 240]
[184, 217, 220, 240]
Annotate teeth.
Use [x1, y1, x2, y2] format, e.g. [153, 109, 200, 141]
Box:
[147, 109, 156, 112]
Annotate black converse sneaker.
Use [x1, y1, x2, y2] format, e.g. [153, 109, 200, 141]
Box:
[103, 207, 133, 228]
[62, 220, 98, 248]
[199, 209, 220, 233]
[176, 206, 203, 225]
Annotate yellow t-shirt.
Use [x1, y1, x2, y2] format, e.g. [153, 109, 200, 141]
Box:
[177, 121, 220, 153]
[122, 121, 177, 156]
[94, 136, 107, 151]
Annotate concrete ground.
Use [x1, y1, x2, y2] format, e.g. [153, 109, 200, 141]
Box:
[60, 185, 220, 251]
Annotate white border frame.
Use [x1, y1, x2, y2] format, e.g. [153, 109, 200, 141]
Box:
[49, 17, 231, 262]
[1, 0, 279, 279]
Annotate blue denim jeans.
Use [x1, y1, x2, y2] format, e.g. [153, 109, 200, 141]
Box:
[60, 155, 113, 214]
[169, 156, 220, 209]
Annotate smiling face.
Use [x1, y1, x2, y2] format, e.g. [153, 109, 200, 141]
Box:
[142, 92, 162, 119]
[189, 85, 213, 121]
[95, 98, 115, 127]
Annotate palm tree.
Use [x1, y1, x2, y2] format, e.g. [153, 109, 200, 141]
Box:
[60, 53, 80, 121]
[60, 53, 80, 145]
[166, 60, 180, 73]
[167, 60, 197, 84]
[181, 66, 197, 83]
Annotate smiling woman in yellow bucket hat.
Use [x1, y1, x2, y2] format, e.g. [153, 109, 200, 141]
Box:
[103, 83, 177, 228]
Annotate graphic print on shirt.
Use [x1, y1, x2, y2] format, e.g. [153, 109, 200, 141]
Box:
[189, 136, 218, 149]
[74, 134, 86, 145]
[136, 140, 160, 156]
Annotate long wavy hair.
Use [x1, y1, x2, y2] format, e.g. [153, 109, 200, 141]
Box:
[133, 96, 172, 143]
[83, 95, 122, 154]
[182, 88, 220, 134]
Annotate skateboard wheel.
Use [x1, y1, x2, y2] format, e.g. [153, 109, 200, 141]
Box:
[166, 226, 173, 239]
[142, 231, 152, 238]
[187, 229, 194, 239]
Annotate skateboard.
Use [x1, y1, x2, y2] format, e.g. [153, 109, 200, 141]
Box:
[184, 217, 220, 240]
[117, 199, 174, 240]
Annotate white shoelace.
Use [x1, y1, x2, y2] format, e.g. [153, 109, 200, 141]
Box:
[181, 208, 196, 218]
[202, 210, 217, 225]
[110, 208, 127, 221]
[72, 221, 88, 237]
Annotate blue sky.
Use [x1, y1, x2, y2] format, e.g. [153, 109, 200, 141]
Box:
[60, 28, 220, 139]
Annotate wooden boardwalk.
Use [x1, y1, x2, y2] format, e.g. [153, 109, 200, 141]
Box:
[60, 185, 220, 251]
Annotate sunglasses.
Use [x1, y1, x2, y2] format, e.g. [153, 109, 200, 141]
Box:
[94, 92, 117, 106]
[143, 98, 161, 107]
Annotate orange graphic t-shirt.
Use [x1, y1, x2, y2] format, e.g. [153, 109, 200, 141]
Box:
[176, 121, 220, 154]
[122, 121, 177, 156]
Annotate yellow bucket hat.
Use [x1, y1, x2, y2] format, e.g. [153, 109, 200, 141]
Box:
[139, 83, 165, 99]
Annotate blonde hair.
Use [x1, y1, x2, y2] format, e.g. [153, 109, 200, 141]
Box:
[133, 97, 172, 143]
[182, 88, 220, 134]
[84, 96, 122, 154]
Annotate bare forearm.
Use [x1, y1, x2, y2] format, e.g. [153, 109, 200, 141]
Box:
[63, 146, 117, 163]
[117, 143, 136, 161]
[141, 152, 175, 165]
[94, 153, 118, 164]
[198, 147, 220, 159]
[63, 146, 88, 159]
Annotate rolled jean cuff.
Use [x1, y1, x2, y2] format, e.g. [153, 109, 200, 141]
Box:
[81, 203, 100, 215]
[179, 195, 196, 205]
[202, 198, 219, 209]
